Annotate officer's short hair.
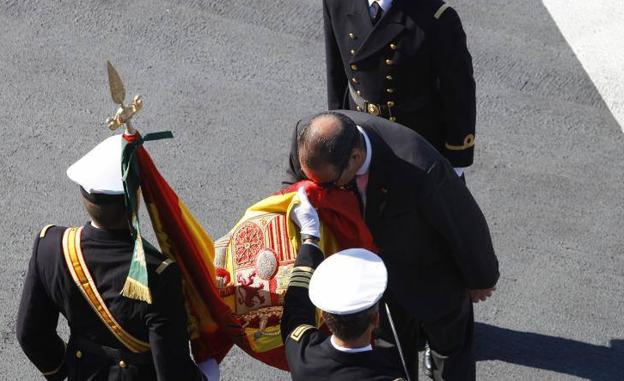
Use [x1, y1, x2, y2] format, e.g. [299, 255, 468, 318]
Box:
[80, 187, 128, 228]
[322, 303, 378, 341]
[298, 112, 363, 171]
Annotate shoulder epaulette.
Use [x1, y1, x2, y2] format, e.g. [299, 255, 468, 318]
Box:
[39, 224, 55, 238]
[155, 258, 175, 275]
[290, 324, 315, 342]
[433, 3, 451, 19]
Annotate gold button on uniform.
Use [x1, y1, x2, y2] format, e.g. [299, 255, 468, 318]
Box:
[351, 64, 358, 71]
[119, 360, 127, 368]
[348, 33, 357, 39]
[389, 43, 397, 50]
[387, 101, 395, 107]
[356, 90, 361, 96]
[75, 350, 83, 359]
[386, 75, 393, 80]
[350, 49, 356, 55]
[352, 78, 359, 84]
[386, 88, 394, 94]
[385, 59, 394, 66]
[389, 116, 397, 122]
[367, 103, 381, 116]
[356, 106, 363, 111]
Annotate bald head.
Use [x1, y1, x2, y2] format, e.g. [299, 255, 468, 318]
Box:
[297, 112, 362, 171]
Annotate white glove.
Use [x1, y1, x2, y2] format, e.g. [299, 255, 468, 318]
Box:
[198, 358, 220, 381]
[291, 187, 320, 239]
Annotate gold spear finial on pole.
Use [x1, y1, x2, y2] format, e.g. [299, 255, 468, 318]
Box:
[105, 61, 143, 134]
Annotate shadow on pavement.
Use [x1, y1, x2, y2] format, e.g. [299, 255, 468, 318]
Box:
[475, 323, 624, 380]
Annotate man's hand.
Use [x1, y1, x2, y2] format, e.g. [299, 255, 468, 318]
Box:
[291, 187, 320, 238]
[469, 287, 496, 303]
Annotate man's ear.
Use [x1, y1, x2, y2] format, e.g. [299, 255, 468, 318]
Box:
[351, 147, 364, 162]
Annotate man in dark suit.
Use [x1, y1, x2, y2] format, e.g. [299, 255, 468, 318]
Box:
[323, 0, 476, 176]
[285, 111, 499, 380]
[16, 135, 207, 381]
[281, 187, 406, 381]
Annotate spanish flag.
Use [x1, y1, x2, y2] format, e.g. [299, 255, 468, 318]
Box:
[125, 133, 376, 368]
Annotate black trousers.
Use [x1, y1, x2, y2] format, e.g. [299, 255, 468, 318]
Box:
[379, 294, 475, 381]
[423, 296, 475, 380]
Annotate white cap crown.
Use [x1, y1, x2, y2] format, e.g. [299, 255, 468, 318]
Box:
[309, 248, 387, 315]
[66, 134, 124, 195]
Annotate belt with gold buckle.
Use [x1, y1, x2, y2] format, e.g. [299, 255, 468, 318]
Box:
[348, 83, 395, 120]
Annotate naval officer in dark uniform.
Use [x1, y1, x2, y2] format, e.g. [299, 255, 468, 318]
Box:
[323, 0, 476, 176]
[285, 111, 499, 380]
[281, 188, 406, 381]
[16, 134, 206, 381]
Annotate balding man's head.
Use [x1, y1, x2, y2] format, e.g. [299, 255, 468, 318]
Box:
[298, 112, 361, 171]
[297, 112, 365, 187]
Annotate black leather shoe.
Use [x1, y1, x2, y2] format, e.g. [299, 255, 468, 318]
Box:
[423, 343, 433, 379]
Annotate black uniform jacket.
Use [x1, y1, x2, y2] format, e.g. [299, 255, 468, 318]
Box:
[16, 223, 205, 381]
[286, 110, 499, 322]
[324, 0, 476, 166]
[281, 244, 405, 381]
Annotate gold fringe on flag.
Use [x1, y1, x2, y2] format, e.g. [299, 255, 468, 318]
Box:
[121, 277, 152, 304]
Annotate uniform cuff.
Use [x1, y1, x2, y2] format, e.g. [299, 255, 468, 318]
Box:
[443, 134, 475, 167]
[443, 146, 474, 167]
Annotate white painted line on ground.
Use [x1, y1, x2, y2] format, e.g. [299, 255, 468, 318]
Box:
[542, 0, 624, 132]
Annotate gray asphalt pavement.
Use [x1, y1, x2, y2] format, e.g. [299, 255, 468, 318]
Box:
[1, 1, 622, 380]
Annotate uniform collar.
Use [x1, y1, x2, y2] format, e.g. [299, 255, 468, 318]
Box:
[83, 222, 133, 242]
[330, 335, 373, 353]
[356, 126, 372, 176]
[368, 0, 393, 12]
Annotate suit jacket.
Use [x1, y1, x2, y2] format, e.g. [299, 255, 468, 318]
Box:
[16, 223, 205, 381]
[286, 110, 498, 322]
[323, 0, 476, 167]
[281, 244, 405, 381]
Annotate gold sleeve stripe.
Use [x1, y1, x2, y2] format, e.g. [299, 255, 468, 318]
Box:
[293, 266, 314, 274]
[289, 279, 312, 286]
[41, 342, 66, 376]
[291, 272, 312, 279]
[292, 269, 313, 275]
[290, 273, 313, 280]
[445, 134, 475, 151]
[40, 224, 55, 238]
[434, 3, 450, 19]
[288, 281, 310, 289]
[289, 278, 311, 284]
[156, 258, 175, 274]
[290, 324, 315, 341]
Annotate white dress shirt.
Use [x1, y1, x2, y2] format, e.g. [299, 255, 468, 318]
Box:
[356, 126, 372, 177]
[355, 126, 373, 210]
[330, 335, 373, 353]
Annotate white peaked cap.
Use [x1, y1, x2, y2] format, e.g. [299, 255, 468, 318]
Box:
[66, 134, 124, 195]
[309, 248, 387, 315]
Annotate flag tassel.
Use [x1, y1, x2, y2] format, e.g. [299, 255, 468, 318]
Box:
[121, 277, 152, 304]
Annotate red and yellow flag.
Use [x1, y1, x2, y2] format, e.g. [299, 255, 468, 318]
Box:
[126, 133, 377, 368]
